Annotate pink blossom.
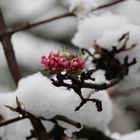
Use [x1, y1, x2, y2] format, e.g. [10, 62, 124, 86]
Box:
[67, 58, 85, 75]
[41, 52, 68, 73]
[41, 52, 85, 75]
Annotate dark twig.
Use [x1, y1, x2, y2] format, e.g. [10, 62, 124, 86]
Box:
[0, 9, 22, 85]
[40, 115, 81, 129]
[0, 12, 75, 37]
[51, 77, 121, 90]
[92, 0, 126, 11]
[0, 0, 126, 38]
[54, 115, 81, 128]
[75, 98, 102, 112]
[10, 12, 75, 35]
[25, 111, 50, 140]
[0, 116, 27, 127]
[76, 127, 114, 140]
[5, 102, 50, 140]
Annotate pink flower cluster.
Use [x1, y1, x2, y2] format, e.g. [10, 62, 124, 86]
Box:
[41, 52, 85, 74]
[67, 58, 85, 74]
[41, 53, 68, 73]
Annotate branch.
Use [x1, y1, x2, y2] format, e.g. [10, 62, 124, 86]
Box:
[76, 127, 114, 140]
[52, 77, 121, 90]
[0, 9, 22, 85]
[4, 102, 50, 140]
[0, 116, 27, 127]
[92, 0, 126, 11]
[0, 0, 126, 37]
[54, 115, 81, 128]
[25, 111, 49, 140]
[40, 115, 81, 129]
[0, 12, 75, 37]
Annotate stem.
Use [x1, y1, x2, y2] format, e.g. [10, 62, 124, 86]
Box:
[11, 12, 75, 34]
[0, 0, 126, 37]
[0, 9, 22, 85]
[24, 111, 50, 140]
[52, 77, 121, 90]
[77, 127, 114, 140]
[54, 115, 81, 128]
[0, 116, 27, 127]
[92, 0, 126, 11]
[0, 12, 75, 37]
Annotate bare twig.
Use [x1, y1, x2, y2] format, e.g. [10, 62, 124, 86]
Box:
[0, 116, 27, 127]
[4, 101, 50, 140]
[0, 9, 22, 85]
[92, 0, 126, 11]
[54, 115, 81, 128]
[0, 0, 126, 37]
[25, 111, 49, 140]
[77, 127, 114, 140]
[40, 115, 81, 129]
[51, 77, 121, 90]
[0, 12, 75, 37]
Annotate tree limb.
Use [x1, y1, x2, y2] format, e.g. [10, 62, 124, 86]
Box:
[0, 9, 22, 85]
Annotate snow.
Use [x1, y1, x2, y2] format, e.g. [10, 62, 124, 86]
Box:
[97, 24, 140, 51]
[72, 13, 130, 48]
[32, 6, 77, 41]
[0, 32, 62, 92]
[120, 130, 140, 140]
[96, 24, 140, 72]
[0, 0, 56, 24]
[1, 0, 140, 139]
[91, 70, 109, 84]
[69, 0, 114, 17]
[112, 130, 140, 140]
[12, 32, 62, 73]
[0, 72, 113, 137]
[112, 0, 140, 26]
[69, 0, 98, 17]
